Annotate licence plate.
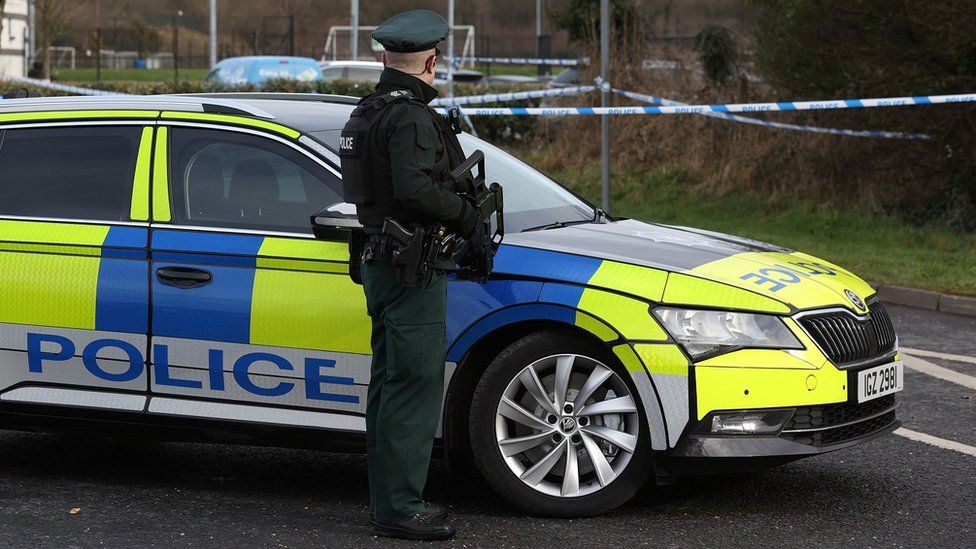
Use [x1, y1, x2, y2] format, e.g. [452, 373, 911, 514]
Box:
[856, 361, 904, 403]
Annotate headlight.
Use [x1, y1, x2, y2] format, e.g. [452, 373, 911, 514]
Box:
[652, 307, 802, 359]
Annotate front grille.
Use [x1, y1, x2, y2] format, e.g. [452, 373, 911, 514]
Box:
[781, 395, 897, 447]
[798, 301, 897, 367]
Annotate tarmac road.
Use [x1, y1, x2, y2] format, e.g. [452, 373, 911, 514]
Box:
[0, 304, 973, 548]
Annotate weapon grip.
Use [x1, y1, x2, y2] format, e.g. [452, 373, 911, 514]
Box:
[382, 217, 413, 245]
[490, 182, 504, 241]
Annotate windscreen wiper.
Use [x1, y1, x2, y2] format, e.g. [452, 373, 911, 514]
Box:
[521, 219, 593, 232]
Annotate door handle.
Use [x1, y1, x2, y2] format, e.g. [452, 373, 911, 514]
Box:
[156, 267, 213, 289]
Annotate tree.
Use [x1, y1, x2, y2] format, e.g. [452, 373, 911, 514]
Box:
[752, 0, 976, 98]
[550, 0, 638, 46]
[751, 0, 976, 229]
[38, 0, 81, 80]
[126, 19, 161, 58]
[0, 1, 6, 52]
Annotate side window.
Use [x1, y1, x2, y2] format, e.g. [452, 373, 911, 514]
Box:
[321, 66, 347, 81]
[169, 127, 343, 233]
[345, 66, 382, 84]
[0, 126, 142, 221]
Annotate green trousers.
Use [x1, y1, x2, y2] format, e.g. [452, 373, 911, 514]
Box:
[362, 260, 448, 522]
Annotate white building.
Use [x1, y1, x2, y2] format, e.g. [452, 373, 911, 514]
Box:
[1, 0, 30, 77]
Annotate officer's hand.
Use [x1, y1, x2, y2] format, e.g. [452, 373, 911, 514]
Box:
[467, 224, 485, 250]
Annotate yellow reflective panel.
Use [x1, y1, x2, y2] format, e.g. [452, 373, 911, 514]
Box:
[633, 343, 689, 376]
[688, 252, 875, 314]
[0, 220, 108, 247]
[0, 110, 158, 125]
[576, 311, 618, 342]
[612, 344, 647, 374]
[788, 251, 877, 307]
[586, 261, 667, 302]
[256, 258, 348, 274]
[697, 348, 820, 370]
[0, 242, 101, 256]
[577, 288, 668, 341]
[129, 127, 153, 221]
[783, 317, 828, 366]
[695, 363, 847, 419]
[663, 272, 791, 314]
[258, 238, 349, 263]
[0, 221, 107, 330]
[161, 112, 301, 139]
[251, 238, 369, 354]
[152, 127, 171, 222]
[0, 253, 100, 329]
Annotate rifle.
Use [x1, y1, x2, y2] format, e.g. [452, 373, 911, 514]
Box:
[448, 150, 504, 283]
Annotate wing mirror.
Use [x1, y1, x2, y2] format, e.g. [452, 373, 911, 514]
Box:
[310, 202, 362, 242]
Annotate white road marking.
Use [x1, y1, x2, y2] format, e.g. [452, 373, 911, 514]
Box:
[901, 346, 976, 366]
[895, 428, 976, 458]
[901, 354, 976, 390]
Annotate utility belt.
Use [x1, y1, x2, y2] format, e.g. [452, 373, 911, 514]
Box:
[361, 218, 466, 286]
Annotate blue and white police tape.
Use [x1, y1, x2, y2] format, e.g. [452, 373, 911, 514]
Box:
[613, 89, 932, 140]
[436, 92, 976, 116]
[445, 56, 587, 66]
[0, 75, 125, 97]
[430, 85, 595, 107]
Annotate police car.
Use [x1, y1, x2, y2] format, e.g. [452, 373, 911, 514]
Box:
[0, 93, 902, 517]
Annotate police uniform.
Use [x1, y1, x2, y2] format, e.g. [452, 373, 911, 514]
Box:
[341, 9, 476, 541]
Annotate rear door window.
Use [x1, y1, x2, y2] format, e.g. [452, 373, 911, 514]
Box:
[321, 66, 347, 81]
[168, 127, 343, 233]
[345, 66, 383, 84]
[0, 126, 142, 221]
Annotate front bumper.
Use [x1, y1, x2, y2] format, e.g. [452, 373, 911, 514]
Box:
[663, 394, 900, 474]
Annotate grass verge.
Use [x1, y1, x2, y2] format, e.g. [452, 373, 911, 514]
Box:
[520, 151, 976, 297]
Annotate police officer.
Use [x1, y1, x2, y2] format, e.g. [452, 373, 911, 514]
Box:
[343, 9, 478, 542]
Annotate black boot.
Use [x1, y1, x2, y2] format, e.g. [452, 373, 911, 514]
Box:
[422, 501, 448, 519]
[373, 512, 456, 541]
[369, 501, 448, 524]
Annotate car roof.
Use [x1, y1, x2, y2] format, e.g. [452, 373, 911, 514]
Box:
[218, 56, 321, 64]
[319, 60, 384, 68]
[0, 93, 359, 133]
[189, 93, 357, 132]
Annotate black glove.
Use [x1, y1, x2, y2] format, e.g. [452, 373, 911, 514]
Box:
[455, 200, 480, 238]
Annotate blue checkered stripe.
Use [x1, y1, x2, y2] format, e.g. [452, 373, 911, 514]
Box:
[438, 92, 976, 117]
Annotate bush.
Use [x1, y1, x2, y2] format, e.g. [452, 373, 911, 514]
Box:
[696, 26, 739, 87]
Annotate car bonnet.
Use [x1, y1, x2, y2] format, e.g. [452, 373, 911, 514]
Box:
[499, 218, 876, 314]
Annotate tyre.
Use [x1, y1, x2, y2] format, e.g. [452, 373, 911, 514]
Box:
[469, 330, 652, 517]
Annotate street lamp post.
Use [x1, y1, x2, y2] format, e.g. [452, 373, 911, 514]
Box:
[172, 10, 183, 82]
[447, 0, 455, 100]
[536, 0, 541, 56]
[600, 0, 610, 213]
[209, 0, 217, 68]
[350, 0, 359, 60]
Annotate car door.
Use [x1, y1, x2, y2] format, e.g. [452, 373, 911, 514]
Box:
[146, 123, 371, 432]
[0, 123, 152, 413]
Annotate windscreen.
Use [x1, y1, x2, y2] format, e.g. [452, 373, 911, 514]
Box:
[311, 129, 595, 233]
[456, 133, 594, 233]
[254, 60, 322, 83]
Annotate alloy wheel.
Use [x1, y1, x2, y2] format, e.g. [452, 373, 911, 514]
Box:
[494, 354, 640, 498]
